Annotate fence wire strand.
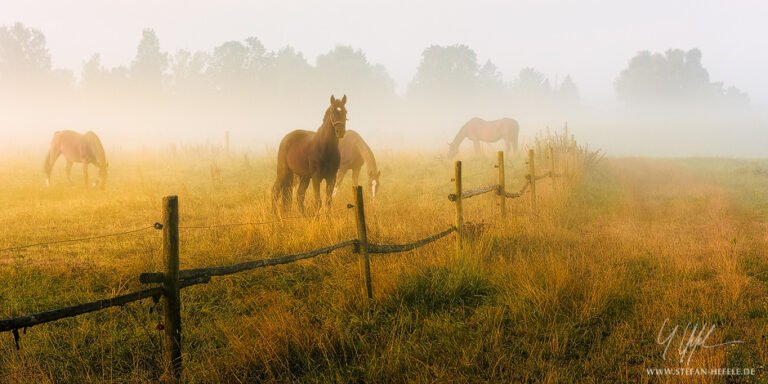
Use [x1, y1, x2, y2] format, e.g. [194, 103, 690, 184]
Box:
[0, 225, 158, 253]
[179, 205, 353, 230]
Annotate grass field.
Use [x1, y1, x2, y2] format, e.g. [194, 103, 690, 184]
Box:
[1, 146, 767, 383]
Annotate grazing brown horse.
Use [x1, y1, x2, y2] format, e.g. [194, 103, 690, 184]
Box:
[333, 130, 381, 199]
[44, 130, 109, 189]
[272, 95, 347, 214]
[447, 117, 519, 159]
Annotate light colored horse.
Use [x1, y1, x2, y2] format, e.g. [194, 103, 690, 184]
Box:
[44, 130, 109, 189]
[333, 130, 380, 199]
[448, 117, 519, 159]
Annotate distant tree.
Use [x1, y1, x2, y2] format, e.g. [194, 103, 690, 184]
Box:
[207, 37, 268, 96]
[615, 48, 748, 111]
[315, 45, 394, 101]
[558, 75, 580, 107]
[511, 67, 550, 99]
[263, 46, 313, 95]
[477, 60, 506, 98]
[0, 22, 51, 87]
[169, 49, 211, 96]
[81, 53, 104, 90]
[131, 29, 167, 91]
[408, 44, 481, 99]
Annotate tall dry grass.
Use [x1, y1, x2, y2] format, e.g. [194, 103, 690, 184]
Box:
[0, 140, 766, 383]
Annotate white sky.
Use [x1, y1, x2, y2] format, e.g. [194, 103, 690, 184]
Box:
[2, 0, 767, 107]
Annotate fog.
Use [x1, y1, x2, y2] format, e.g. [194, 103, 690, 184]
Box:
[1, 1, 766, 157]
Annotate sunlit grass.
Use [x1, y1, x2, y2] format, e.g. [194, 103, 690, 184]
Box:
[1, 147, 767, 383]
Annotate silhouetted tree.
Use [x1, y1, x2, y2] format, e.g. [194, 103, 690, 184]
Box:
[558, 75, 580, 107]
[511, 67, 550, 99]
[169, 49, 211, 97]
[477, 60, 506, 98]
[0, 22, 51, 88]
[131, 29, 167, 91]
[315, 45, 394, 102]
[262, 46, 314, 103]
[206, 37, 269, 97]
[408, 44, 481, 100]
[615, 48, 748, 112]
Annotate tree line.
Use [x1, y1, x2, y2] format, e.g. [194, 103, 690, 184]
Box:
[0, 22, 755, 147]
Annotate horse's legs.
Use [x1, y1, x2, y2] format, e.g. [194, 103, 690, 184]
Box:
[325, 175, 336, 210]
[65, 160, 74, 184]
[504, 137, 511, 153]
[83, 163, 89, 188]
[272, 166, 293, 215]
[312, 176, 322, 211]
[352, 167, 361, 186]
[333, 168, 348, 197]
[473, 140, 481, 155]
[296, 176, 311, 215]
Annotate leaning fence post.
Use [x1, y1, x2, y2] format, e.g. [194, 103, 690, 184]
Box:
[162, 195, 182, 380]
[454, 161, 463, 255]
[353, 186, 373, 302]
[528, 149, 537, 214]
[497, 151, 506, 218]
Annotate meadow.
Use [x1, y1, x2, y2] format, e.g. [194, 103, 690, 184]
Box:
[1, 143, 767, 383]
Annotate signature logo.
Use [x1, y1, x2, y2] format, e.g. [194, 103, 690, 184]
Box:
[656, 318, 744, 365]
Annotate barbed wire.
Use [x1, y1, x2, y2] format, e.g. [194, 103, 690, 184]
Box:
[0, 224, 160, 254]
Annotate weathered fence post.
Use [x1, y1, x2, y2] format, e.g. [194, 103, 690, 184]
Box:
[353, 186, 373, 302]
[454, 161, 463, 255]
[497, 151, 506, 218]
[162, 196, 182, 381]
[528, 149, 536, 213]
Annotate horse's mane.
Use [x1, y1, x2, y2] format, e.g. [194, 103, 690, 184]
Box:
[450, 118, 478, 147]
[85, 131, 106, 166]
[351, 132, 378, 175]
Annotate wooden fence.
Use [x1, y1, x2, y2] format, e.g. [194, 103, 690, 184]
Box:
[0, 146, 573, 381]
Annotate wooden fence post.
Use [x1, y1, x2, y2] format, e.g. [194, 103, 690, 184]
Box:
[528, 149, 536, 214]
[162, 196, 182, 381]
[497, 151, 506, 218]
[454, 161, 463, 255]
[353, 186, 373, 302]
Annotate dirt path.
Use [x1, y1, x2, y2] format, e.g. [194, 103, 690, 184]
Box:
[586, 158, 768, 382]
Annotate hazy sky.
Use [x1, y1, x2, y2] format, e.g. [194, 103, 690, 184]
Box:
[2, 0, 767, 107]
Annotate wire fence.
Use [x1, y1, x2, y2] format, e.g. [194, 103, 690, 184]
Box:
[0, 224, 161, 254]
[0, 143, 579, 379]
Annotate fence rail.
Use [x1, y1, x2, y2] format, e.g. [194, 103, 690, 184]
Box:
[448, 184, 499, 201]
[1, 143, 577, 380]
[368, 227, 457, 254]
[139, 240, 358, 284]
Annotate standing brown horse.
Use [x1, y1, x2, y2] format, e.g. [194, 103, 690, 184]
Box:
[44, 130, 109, 189]
[333, 130, 381, 199]
[272, 95, 347, 214]
[447, 117, 519, 159]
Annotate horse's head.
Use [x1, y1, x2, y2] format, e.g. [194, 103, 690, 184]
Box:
[328, 95, 347, 139]
[368, 169, 381, 199]
[98, 162, 109, 189]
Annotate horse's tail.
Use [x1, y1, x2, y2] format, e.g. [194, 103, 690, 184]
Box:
[272, 136, 295, 214]
[505, 119, 520, 152]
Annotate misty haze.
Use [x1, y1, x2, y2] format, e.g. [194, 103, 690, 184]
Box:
[1, 1, 767, 383]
